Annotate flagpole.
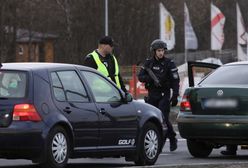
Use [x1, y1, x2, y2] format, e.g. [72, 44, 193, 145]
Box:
[247, 32, 248, 60]
[210, 1, 212, 52]
[184, 2, 198, 63]
[237, 2, 239, 61]
[185, 49, 188, 63]
[184, 1, 187, 64]
[105, 0, 108, 36]
[159, 3, 161, 41]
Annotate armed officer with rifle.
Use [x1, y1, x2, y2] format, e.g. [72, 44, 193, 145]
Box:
[138, 39, 180, 151]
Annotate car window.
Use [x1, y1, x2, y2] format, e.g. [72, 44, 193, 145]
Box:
[51, 71, 89, 102]
[0, 71, 27, 98]
[200, 65, 248, 85]
[81, 71, 122, 103]
[51, 72, 66, 101]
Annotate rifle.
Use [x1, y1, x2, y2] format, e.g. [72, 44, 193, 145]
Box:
[144, 66, 161, 87]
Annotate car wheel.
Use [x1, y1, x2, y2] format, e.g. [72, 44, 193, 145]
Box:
[187, 139, 212, 158]
[41, 126, 69, 168]
[135, 122, 161, 166]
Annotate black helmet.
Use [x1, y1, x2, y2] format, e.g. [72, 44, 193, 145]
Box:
[150, 39, 167, 52]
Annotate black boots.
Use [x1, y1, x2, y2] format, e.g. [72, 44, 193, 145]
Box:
[169, 137, 177, 151]
[220, 145, 237, 156]
[220, 150, 236, 156]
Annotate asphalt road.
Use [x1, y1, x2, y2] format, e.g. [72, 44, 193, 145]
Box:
[1, 134, 248, 168]
[1, 108, 248, 168]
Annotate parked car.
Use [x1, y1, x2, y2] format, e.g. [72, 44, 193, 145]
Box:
[0, 63, 166, 168]
[177, 61, 248, 158]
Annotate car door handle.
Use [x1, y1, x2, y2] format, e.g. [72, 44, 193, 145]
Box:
[99, 108, 107, 114]
[63, 107, 71, 114]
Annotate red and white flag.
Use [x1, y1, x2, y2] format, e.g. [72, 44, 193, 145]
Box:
[211, 3, 225, 50]
[236, 3, 247, 61]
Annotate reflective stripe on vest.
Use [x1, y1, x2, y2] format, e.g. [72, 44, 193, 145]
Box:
[91, 51, 121, 88]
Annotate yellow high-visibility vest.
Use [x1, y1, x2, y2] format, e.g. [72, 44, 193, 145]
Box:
[91, 51, 121, 88]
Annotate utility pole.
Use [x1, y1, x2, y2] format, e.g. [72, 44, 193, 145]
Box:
[105, 0, 108, 36]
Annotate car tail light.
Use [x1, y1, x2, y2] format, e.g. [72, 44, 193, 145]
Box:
[180, 95, 191, 111]
[13, 104, 42, 122]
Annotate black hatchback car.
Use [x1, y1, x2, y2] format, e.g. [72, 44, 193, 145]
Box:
[0, 63, 166, 168]
[178, 61, 248, 158]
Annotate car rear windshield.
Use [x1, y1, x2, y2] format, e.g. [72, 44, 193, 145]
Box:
[0, 71, 27, 98]
[200, 65, 248, 86]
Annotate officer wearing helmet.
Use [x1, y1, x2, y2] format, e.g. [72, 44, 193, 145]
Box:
[138, 39, 179, 151]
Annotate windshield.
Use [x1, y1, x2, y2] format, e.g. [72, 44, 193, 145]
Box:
[0, 71, 27, 98]
[199, 65, 248, 86]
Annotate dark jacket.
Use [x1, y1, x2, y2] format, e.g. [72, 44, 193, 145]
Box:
[138, 56, 180, 96]
[83, 50, 127, 92]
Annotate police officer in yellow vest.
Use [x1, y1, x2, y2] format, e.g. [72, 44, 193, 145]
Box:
[84, 36, 127, 93]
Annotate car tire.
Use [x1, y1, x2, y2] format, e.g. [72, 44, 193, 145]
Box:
[41, 126, 70, 168]
[135, 122, 161, 166]
[187, 139, 212, 158]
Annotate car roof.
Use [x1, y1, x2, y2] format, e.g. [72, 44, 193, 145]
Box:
[0, 62, 94, 71]
[225, 61, 248, 66]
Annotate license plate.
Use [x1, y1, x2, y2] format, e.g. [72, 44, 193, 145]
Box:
[204, 98, 238, 109]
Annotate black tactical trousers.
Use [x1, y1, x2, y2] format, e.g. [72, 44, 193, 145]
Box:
[147, 91, 176, 139]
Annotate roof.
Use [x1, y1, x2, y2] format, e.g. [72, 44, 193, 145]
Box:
[0, 62, 94, 72]
[16, 29, 58, 43]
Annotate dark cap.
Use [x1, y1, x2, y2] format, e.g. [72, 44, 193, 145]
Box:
[99, 36, 114, 47]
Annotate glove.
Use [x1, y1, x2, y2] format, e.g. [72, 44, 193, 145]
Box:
[145, 76, 153, 83]
[170, 95, 178, 107]
[144, 96, 149, 103]
[125, 92, 133, 101]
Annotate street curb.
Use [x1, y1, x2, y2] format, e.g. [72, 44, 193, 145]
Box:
[128, 162, 248, 168]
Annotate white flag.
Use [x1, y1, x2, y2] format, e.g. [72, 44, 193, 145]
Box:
[211, 3, 225, 50]
[236, 3, 247, 61]
[159, 3, 175, 50]
[184, 3, 198, 50]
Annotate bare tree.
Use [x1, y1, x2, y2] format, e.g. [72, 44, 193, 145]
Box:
[55, 0, 72, 40]
[0, 1, 6, 63]
[0, 0, 18, 63]
[1, 0, 248, 64]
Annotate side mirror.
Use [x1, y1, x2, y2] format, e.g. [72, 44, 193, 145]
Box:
[125, 92, 133, 102]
